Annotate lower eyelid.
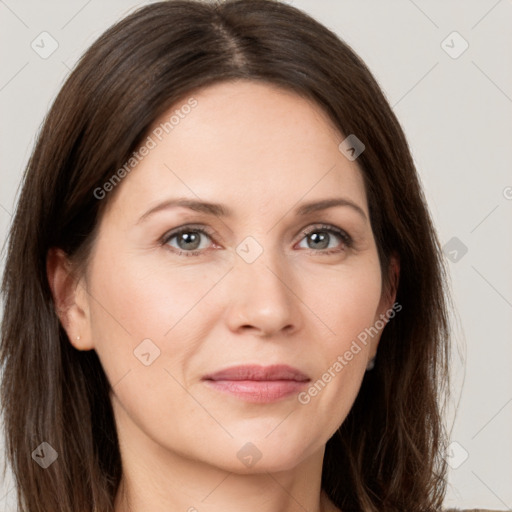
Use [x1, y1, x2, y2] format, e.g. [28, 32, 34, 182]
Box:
[301, 226, 352, 244]
[297, 233, 350, 253]
[161, 224, 353, 255]
[163, 230, 220, 252]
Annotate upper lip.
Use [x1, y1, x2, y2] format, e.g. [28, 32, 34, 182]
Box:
[202, 364, 310, 382]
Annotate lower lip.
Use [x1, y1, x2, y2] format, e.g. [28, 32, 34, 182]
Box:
[204, 379, 308, 403]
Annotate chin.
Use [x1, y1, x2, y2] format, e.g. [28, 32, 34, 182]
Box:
[220, 451, 310, 475]
[225, 433, 320, 475]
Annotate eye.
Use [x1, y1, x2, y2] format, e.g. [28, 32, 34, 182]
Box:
[161, 225, 215, 257]
[160, 223, 353, 257]
[297, 224, 352, 254]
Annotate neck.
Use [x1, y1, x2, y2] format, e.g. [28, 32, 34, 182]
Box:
[113, 432, 338, 512]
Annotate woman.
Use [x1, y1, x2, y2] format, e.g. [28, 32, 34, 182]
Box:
[0, 0, 460, 510]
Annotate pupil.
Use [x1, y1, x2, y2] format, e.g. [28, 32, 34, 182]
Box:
[309, 231, 328, 249]
[180, 232, 200, 250]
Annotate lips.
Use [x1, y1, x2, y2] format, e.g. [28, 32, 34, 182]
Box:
[203, 364, 310, 382]
[202, 364, 310, 403]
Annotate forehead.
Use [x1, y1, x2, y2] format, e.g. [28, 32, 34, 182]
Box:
[104, 80, 368, 221]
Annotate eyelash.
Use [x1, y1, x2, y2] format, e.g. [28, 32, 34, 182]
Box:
[160, 223, 353, 257]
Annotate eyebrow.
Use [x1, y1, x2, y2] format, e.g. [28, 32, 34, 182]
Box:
[137, 196, 367, 224]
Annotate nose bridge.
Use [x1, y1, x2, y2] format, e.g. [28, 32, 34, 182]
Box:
[225, 234, 300, 335]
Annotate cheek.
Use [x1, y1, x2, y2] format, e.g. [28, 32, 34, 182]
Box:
[85, 244, 230, 382]
[295, 258, 382, 429]
[303, 254, 383, 345]
[85, 250, 223, 444]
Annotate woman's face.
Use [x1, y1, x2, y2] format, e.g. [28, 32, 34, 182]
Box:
[75, 80, 394, 474]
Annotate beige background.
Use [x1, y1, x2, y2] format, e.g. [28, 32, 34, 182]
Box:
[1, 0, 511, 510]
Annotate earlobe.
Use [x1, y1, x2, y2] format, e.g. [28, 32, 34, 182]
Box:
[46, 247, 94, 351]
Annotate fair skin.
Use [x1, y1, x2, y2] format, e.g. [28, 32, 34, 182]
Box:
[48, 80, 397, 512]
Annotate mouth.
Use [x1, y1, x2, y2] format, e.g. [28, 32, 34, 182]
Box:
[201, 364, 310, 403]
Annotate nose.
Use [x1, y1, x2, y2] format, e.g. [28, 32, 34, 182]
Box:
[223, 249, 302, 337]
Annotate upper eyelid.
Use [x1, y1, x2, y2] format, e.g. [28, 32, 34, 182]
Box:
[162, 223, 351, 247]
[160, 225, 216, 245]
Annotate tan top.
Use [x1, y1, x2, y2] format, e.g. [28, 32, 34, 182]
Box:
[322, 490, 500, 512]
[444, 509, 503, 512]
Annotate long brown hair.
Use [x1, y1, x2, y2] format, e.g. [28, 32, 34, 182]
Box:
[1, 1, 450, 510]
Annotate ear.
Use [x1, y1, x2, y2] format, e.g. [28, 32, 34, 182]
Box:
[46, 247, 94, 351]
[381, 252, 400, 311]
[368, 253, 401, 361]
